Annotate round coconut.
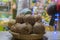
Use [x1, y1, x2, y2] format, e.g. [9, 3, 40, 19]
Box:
[10, 25, 18, 33]
[13, 23, 32, 35]
[33, 22, 45, 34]
[34, 15, 42, 22]
[8, 19, 16, 28]
[16, 14, 25, 24]
[24, 14, 35, 26]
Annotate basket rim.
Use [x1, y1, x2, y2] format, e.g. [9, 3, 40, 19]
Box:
[9, 31, 45, 39]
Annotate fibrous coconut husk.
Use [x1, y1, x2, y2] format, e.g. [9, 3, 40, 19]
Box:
[16, 14, 24, 24]
[24, 14, 35, 26]
[34, 15, 42, 22]
[11, 23, 32, 35]
[33, 22, 45, 34]
[8, 19, 16, 28]
[10, 25, 18, 33]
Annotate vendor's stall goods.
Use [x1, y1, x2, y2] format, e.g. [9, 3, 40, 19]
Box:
[33, 22, 45, 34]
[24, 14, 35, 26]
[8, 19, 16, 28]
[16, 15, 24, 24]
[9, 14, 45, 40]
[34, 15, 42, 22]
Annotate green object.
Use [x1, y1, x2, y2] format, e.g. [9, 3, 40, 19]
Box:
[2, 0, 8, 2]
[13, 0, 16, 3]
[0, 25, 4, 31]
[0, 0, 1, 1]
[0, 0, 8, 2]
[1, 13, 9, 18]
[20, 8, 32, 15]
[25, 11, 32, 15]
[42, 12, 46, 16]
[32, 0, 36, 3]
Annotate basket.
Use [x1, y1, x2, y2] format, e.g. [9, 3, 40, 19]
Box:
[10, 31, 44, 40]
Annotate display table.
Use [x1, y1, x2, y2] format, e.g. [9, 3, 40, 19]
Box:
[0, 31, 12, 40]
[0, 31, 60, 40]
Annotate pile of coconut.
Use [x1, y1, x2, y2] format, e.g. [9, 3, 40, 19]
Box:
[8, 13, 46, 40]
[8, 14, 45, 34]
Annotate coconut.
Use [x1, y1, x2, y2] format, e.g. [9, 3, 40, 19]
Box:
[33, 22, 45, 34]
[24, 14, 35, 26]
[11, 23, 32, 34]
[10, 25, 18, 33]
[16, 14, 24, 24]
[19, 23, 32, 34]
[34, 15, 42, 22]
[8, 19, 16, 28]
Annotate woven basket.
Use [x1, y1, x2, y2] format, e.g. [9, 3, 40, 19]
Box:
[10, 31, 44, 40]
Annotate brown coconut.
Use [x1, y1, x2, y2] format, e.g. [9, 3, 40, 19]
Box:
[10, 25, 18, 33]
[33, 22, 45, 34]
[24, 14, 35, 26]
[12, 23, 32, 34]
[8, 19, 16, 28]
[34, 15, 42, 22]
[16, 14, 24, 24]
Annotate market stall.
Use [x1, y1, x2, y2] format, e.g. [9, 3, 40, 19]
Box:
[0, 0, 12, 31]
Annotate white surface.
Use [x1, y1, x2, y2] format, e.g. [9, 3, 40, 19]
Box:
[44, 31, 60, 40]
[0, 31, 12, 40]
[0, 31, 60, 40]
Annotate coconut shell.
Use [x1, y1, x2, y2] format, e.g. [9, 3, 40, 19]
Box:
[24, 14, 35, 26]
[10, 25, 18, 33]
[16, 14, 24, 24]
[8, 19, 16, 28]
[13, 23, 32, 34]
[34, 15, 42, 22]
[33, 22, 45, 34]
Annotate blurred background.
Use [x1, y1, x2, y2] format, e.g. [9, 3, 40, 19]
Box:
[0, 0, 60, 31]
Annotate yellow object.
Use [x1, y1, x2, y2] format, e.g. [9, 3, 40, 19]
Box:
[45, 26, 54, 31]
[42, 11, 50, 23]
[48, 0, 51, 3]
[0, 20, 9, 31]
[31, 2, 35, 8]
